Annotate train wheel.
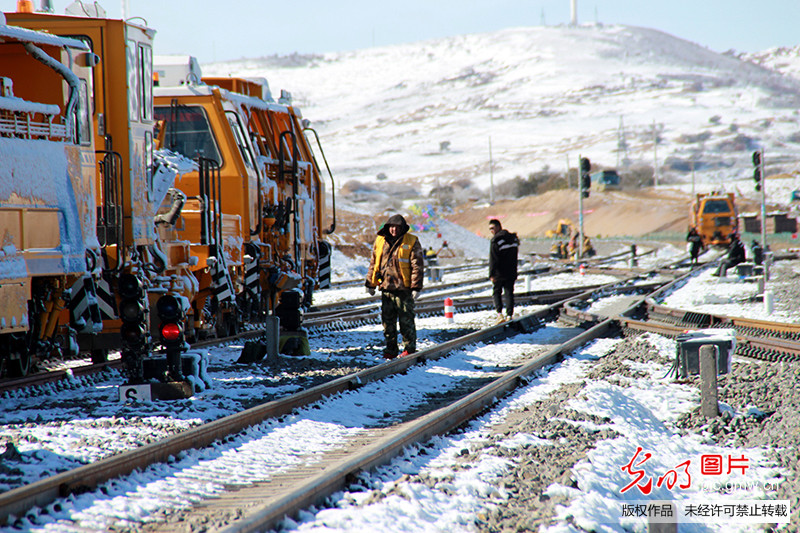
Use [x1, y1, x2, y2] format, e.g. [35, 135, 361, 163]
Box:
[5, 333, 32, 378]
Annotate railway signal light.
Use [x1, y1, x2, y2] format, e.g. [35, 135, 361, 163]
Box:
[117, 272, 149, 383]
[156, 294, 185, 380]
[118, 273, 147, 346]
[752, 150, 762, 192]
[580, 157, 591, 198]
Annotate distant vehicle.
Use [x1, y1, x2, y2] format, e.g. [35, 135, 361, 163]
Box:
[590, 169, 621, 191]
[791, 189, 800, 202]
[690, 192, 737, 247]
[545, 218, 575, 238]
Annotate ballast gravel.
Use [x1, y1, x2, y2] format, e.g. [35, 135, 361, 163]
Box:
[459, 260, 800, 532]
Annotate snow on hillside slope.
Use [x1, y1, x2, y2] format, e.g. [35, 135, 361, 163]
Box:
[744, 45, 800, 82]
[203, 24, 800, 199]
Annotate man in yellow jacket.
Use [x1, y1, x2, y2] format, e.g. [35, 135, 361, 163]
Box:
[365, 214, 424, 358]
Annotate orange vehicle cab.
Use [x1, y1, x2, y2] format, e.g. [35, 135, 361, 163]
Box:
[691, 192, 738, 247]
[0, 18, 98, 376]
[7, 9, 199, 387]
[154, 73, 334, 347]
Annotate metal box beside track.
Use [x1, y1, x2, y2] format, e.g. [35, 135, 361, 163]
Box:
[675, 329, 736, 378]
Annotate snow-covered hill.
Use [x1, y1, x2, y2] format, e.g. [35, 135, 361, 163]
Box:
[743, 45, 800, 82]
[203, 23, 800, 204]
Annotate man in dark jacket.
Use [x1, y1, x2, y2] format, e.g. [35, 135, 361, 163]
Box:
[751, 240, 764, 266]
[686, 227, 703, 266]
[365, 214, 424, 358]
[488, 219, 519, 323]
[715, 232, 746, 277]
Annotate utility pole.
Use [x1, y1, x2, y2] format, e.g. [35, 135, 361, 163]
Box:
[489, 136, 494, 204]
[617, 116, 628, 168]
[653, 119, 659, 187]
[565, 154, 571, 188]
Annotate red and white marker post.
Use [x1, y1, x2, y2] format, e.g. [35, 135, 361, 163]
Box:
[444, 297, 454, 323]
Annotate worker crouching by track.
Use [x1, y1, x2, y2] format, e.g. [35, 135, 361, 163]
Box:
[366, 215, 424, 359]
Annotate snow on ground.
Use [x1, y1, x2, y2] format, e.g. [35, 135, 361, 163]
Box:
[2, 256, 798, 532]
[1, 315, 572, 532]
[329, 249, 367, 282]
[287, 334, 786, 533]
[661, 264, 793, 323]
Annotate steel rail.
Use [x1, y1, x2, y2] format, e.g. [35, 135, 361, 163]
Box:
[0, 360, 122, 394]
[304, 285, 608, 329]
[0, 259, 682, 523]
[193, 274, 676, 531]
[0, 257, 668, 395]
[221, 319, 615, 533]
[0, 281, 585, 395]
[647, 303, 800, 337]
[0, 289, 582, 525]
[617, 317, 800, 362]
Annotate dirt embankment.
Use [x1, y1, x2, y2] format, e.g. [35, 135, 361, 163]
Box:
[447, 188, 696, 240]
[333, 188, 765, 257]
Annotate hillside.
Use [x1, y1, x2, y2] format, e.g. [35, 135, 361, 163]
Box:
[203, 23, 799, 259]
[204, 23, 800, 208]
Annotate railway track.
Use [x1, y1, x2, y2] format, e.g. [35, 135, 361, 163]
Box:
[0, 273, 648, 529]
[0, 260, 606, 395]
[0, 251, 784, 399]
[618, 302, 800, 363]
[0, 243, 657, 392]
[0, 359, 123, 394]
[4, 251, 797, 531]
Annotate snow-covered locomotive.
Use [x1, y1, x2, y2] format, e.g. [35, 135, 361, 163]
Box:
[0, 17, 98, 377]
[153, 75, 333, 354]
[1, 5, 334, 395]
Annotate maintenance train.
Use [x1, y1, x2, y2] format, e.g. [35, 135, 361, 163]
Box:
[690, 192, 738, 247]
[0, 4, 334, 393]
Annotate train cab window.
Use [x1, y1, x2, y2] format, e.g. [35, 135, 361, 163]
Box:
[126, 41, 153, 123]
[226, 111, 256, 170]
[75, 79, 92, 145]
[126, 40, 140, 122]
[701, 200, 731, 214]
[138, 44, 153, 121]
[154, 105, 222, 165]
[63, 35, 94, 143]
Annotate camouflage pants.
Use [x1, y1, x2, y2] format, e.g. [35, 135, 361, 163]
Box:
[381, 290, 416, 355]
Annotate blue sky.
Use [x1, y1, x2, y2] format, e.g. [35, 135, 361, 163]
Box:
[8, 1, 800, 63]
